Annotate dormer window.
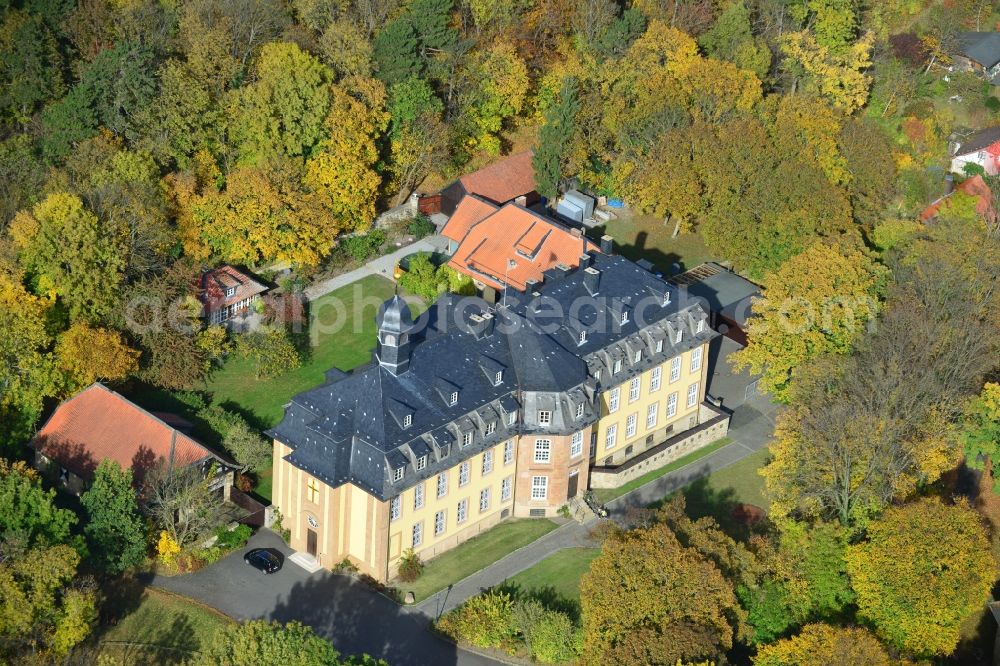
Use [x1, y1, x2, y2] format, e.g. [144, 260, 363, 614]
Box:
[494, 371, 503, 385]
[403, 414, 412, 428]
[538, 410, 552, 425]
[576, 403, 584, 418]
[696, 319, 705, 333]
[663, 292, 671, 306]
[675, 329, 682, 344]
[620, 310, 629, 324]
[486, 421, 496, 435]
[578, 330, 587, 345]
[392, 466, 404, 482]
[463, 431, 473, 447]
[614, 358, 623, 373]
[633, 350, 641, 363]
[225, 286, 236, 298]
[416, 455, 427, 470]
[656, 339, 664, 353]
[450, 391, 459, 406]
[508, 410, 517, 425]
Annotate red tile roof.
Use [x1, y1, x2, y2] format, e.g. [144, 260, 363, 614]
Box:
[31, 384, 221, 481]
[458, 151, 537, 205]
[448, 204, 599, 291]
[200, 265, 268, 316]
[920, 174, 997, 224]
[441, 195, 499, 243]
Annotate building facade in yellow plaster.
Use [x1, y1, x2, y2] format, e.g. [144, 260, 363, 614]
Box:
[269, 252, 719, 582]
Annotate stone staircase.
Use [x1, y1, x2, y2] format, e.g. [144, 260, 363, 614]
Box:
[567, 496, 598, 523]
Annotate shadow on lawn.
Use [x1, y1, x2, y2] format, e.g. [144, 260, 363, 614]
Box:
[585, 224, 686, 276]
[494, 582, 582, 622]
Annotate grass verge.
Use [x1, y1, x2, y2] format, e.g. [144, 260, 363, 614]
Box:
[94, 587, 232, 665]
[507, 547, 600, 609]
[403, 519, 560, 602]
[592, 437, 732, 504]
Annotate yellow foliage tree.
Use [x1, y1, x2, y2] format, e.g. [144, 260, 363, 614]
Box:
[55, 322, 140, 393]
[157, 530, 180, 565]
[767, 95, 849, 186]
[754, 623, 908, 666]
[781, 30, 874, 113]
[846, 498, 995, 657]
[304, 76, 388, 232]
[732, 241, 888, 402]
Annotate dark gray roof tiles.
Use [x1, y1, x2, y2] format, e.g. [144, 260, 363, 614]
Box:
[957, 32, 1000, 69]
[272, 251, 714, 501]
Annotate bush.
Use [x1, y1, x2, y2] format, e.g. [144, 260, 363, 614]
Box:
[340, 229, 388, 261]
[215, 524, 253, 550]
[408, 214, 435, 238]
[397, 548, 424, 582]
[436, 590, 517, 649]
[200, 545, 225, 564]
[528, 610, 579, 663]
[987, 96, 1000, 112]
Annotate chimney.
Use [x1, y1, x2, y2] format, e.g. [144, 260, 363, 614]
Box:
[584, 266, 601, 295]
[600, 234, 614, 254]
[468, 312, 495, 339]
[525, 277, 542, 292]
[579, 253, 592, 269]
[945, 172, 956, 195]
[570, 227, 582, 237]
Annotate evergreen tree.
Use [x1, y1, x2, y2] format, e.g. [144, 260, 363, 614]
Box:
[407, 0, 457, 59]
[81, 460, 147, 574]
[533, 77, 580, 199]
[373, 19, 422, 86]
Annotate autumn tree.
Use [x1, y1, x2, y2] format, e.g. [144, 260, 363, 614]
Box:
[847, 498, 995, 657]
[626, 124, 702, 235]
[236, 326, 301, 379]
[754, 623, 905, 666]
[458, 41, 528, 155]
[228, 42, 334, 164]
[961, 383, 1000, 491]
[304, 76, 388, 231]
[144, 462, 222, 547]
[9, 192, 126, 322]
[223, 418, 272, 473]
[0, 276, 56, 443]
[80, 460, 147, 574]
[839, 118, 896, 227]
[319, 18, 375, 78]
[580, 520, 744, 665]
[780, 29, 874, 113]
[732, 241, 888, 402]
[763, 246, 998, 524]
[0, 544, 97, 661]
[55, 322, 140, 393]
[533, 77, 580, 199]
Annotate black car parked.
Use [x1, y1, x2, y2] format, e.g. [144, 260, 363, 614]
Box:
[244, 548, 282, 574]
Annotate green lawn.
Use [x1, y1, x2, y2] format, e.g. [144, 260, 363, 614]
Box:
[403, 519, 560, 602]
[591, 213, 715, 273]
[592, 437, 732, 504]
[204, 274, 424, 428]
[253, 467, 274, 504]
[94, 587, 232, 665]
[507, 547, 600, 608]
[696, 447, 770, 510]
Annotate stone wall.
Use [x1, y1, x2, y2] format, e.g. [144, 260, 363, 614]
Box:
[589, 403, 730, 489]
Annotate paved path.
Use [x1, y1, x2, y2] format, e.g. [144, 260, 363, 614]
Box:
[152, 530, 501, 666]
[304, 235, 448, 301]
[412, 394, 778, 616]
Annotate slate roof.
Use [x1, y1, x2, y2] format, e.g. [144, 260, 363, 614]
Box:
[670, 263, 761, 327]
[957, 32, 1000, 69]
[447, 203, 598, 291]
[953, 125, 1000, 157]
[200, 265, 268, 316]
[270, 252, 713, 501]
[31, 383, 224, 482]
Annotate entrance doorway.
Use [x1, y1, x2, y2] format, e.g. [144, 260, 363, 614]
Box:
[306, 529, 318, 557]
[567, 471, 579, 499]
